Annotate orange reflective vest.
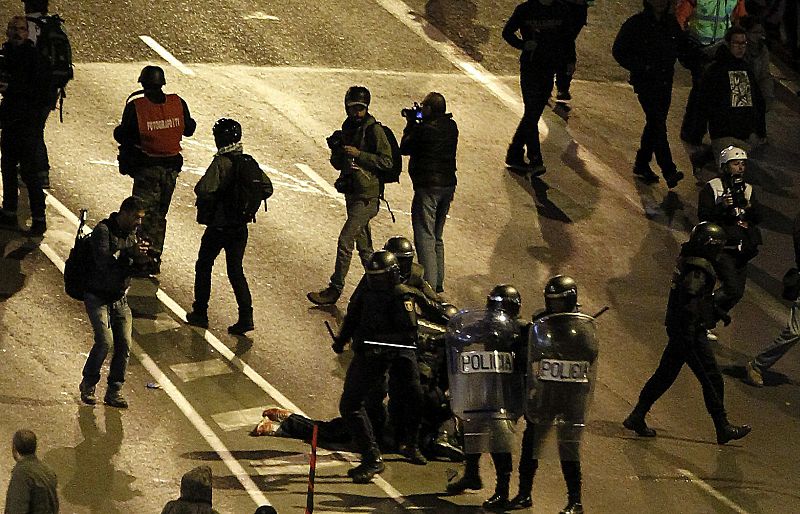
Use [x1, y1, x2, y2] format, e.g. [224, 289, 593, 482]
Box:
[134, 94, 185, 157]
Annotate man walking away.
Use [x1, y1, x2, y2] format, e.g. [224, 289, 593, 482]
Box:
[186, 118, 272, 335]
[4, 429, 59, 514]
[114, 65, 196, 275]
[400, 92, 458, 295]
[79, 196, 150, 409]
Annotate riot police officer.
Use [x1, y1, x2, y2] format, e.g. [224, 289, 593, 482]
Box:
[509, 275, 594, 514]
[446, 284, 526, 510]
[334, 251, 443, 483]
[384, 235, 440, 302]
[624, 222, 751, 444]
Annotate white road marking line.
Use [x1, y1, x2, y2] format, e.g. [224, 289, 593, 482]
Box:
[42, 192, 417, 509]
[212, 407, 267, 432]
[243, 11, 280, 21]
[131, 313, 182, 334]
[170, 359, 234, 382]
[138, 35, 196, 76]
[294, 163, 344, 201]
[677, 469, 751, 514]
[36, 234, 273, 508]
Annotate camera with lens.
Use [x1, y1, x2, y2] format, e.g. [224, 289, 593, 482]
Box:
[326, 130, 344, 150]
[728, 174, 748, 210]
[401, 102, 423, 122]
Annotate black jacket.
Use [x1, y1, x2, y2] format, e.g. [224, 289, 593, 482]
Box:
[86, 213, 139, 302]
[161, 466, 219, 514]
[612, 2, 689, 89]
[502, 0, 573, 71]
[0, 40, 53, 125]
[665, 244, 718, 337]
[400, 113, 458, 190]
[688, 45, 766, 144]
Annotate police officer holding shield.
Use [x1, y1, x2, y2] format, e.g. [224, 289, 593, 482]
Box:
[509, 276, 595, 514]
[445, 284, 527, 510]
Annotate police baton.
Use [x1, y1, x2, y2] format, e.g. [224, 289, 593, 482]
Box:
[592, 306, 610, 319]
[324, 321, 337, 343]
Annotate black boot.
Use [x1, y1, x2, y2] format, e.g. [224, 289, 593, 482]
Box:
[715, 422, 752, 444]
[623, 410, 656, 437]
[228, 308, 254, 335]
[446, 454, 482, 493]
[482, 473, 510, 511]
[350, 447, 385, 484]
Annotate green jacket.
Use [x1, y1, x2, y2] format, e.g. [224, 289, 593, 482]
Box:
[4, 455, 59, 514]
[330, 115, 393, 199]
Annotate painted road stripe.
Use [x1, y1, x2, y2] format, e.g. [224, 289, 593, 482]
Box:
[171, 359, 234, 382]
[42, 190, 414, 508]
[212, 407, 267, 432]
[294, 163, 342, 200]
[677, 469, 751, 514]
[37, 237, 273, 508]
[139, 35, 196, 76]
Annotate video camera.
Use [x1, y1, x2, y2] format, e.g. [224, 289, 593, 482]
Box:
[401, 102, 423, 122]
[326, 130, 344, 150]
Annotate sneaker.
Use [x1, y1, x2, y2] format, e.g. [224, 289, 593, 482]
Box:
[529, 161, 547, 177]
[633, 165, 660, 184]
[716, 423, 751, 444]
[665, 170, 685, 189]
[104, 391, 128, 409]
[351, 458, 385, 484]
[228, 320, 255, 335]
[0, 212, 17, 230]
[262, 406, 293, 422]
[556, 89, 572, 102]
[307, 286, 341, 306]
[483, 493, 509, 510]
[706, 330, 718, 342]
[623, 412, 656, 437]
[185, 311, 209, 328]
[507, 494, 533, 509]
[744, 361, 764, 387]
[560, 502, 585, 514]
[29, 219, 46, 236]
[79, 381, 97, 405]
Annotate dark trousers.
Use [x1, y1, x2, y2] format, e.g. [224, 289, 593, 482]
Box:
[713, 250, 748, 315]
[192, 225, 252, 319]
[635, 82, 677, 176]
[510, 67, 555, 164]
[635, 327, 727, 425]
[0, 123, 47, 220]
[555, 3, 588, 94]
[517, 420, 581, 501]
[339, 349, 421, 456]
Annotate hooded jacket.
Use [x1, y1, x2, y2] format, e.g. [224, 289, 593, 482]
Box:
[160, 466, 219, 514]
[86, 212, 139, 303]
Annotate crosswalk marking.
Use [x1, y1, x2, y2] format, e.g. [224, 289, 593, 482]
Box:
[171, 359, 234, 382]
[211, 407, 266, 431]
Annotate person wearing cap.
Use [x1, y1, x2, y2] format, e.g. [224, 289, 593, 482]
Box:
[698, 146, 761, 326]
[113, 65, 196, 275]
[307, 85, 393, 305]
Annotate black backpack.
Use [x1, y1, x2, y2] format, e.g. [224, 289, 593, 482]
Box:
[64, 210, 93, 301]
[222, 154, 273, 224]
[370, 122, 402, 184]
[29, 15, 73, 119]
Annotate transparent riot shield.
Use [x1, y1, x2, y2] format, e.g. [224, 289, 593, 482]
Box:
[526, 312, 599, 460]
[446, 308, 525, 453]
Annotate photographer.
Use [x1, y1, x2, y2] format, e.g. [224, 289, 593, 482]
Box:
[400, 92, 458, 295]
[698, 146, 762, 329]
[307, 85, 393, 306]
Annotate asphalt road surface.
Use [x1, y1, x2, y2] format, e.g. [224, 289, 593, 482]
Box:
[0, 0, 799, 512]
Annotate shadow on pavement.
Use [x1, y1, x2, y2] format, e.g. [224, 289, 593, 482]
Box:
[421, 0, 490, 62]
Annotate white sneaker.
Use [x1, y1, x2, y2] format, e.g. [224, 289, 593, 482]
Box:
[706, 330, 718, 341]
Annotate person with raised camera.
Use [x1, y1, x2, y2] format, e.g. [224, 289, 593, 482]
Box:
[332, 250, 446, 483]
[307, 86, 393, 306]
[399, 92, 458, 296]
[698, 146, 762, 333]
[624, 221, 751, 445]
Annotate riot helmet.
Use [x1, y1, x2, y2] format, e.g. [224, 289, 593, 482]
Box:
[365, 250, 401, 290]
[344, 86, 371, 109]
[486, 284, 521, 317]
[442, 303, 459, 319]
[213, 118, 242, 149]
[138, 65, 166, 88]
[384, 236, 414, 278]
[544, 275, 578, 313]
[689, 221, 726, 257]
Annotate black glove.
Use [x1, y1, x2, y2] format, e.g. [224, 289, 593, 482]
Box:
[718, 312, 732, 327]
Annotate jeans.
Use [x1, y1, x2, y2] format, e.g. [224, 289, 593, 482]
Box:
[635, 326, 727, 425]
[330, 197, 379, 291]
[510, 67, 555, 164]
[131, 165, 179, 255]
[411, 186, 454, 293]
[193, 225, 252, 318]
[754, 297, 800, 370]
[82, 292, 132, 393]
[635, 81, 677, 176]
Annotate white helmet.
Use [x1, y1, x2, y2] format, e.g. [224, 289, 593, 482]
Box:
[719, 146, 747, 166]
